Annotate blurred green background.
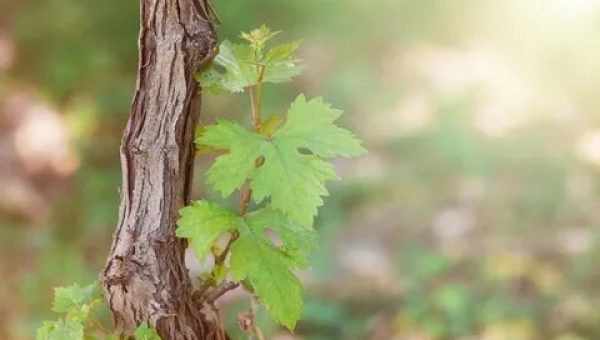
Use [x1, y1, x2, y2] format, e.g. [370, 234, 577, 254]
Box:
[2, 0, 600, 339]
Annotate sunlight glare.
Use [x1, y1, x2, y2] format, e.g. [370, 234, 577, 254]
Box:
[551, 0, 600, 19]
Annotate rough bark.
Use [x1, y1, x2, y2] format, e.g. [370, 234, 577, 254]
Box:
[101, 1, 223, 339]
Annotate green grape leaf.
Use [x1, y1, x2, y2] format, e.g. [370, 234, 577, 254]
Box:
[36, 319, 84, 340]
[246, 207, 319, 268]
[176, 201, 242, 259]
[276, 95, 366, 158]
[52, 282, 98, 314]
[199, 95, 365, 226]
[135, 323, 162, 340]
[230, 224, 303, 330]
[197, 120, 265, 197]
[250, 148, 337, 226]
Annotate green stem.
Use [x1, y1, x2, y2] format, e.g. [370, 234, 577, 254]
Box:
[242, 64, 266, 213]
[237, 70, 272, 325]
[255, 64, 266, 126]
[214, 66, 266, 271]
[249, 87, 262, 131]
[248, 64, 265, 131]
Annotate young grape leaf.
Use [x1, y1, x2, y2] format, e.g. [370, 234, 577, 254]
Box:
[135, 323, 162, 340]
[176, 201, 242, 259]
[36, 319, 84, 340]
[262, 40, 303, 84]
[52, 282, 98, 314]
[240, 25, 280, 53]
[200, 41, 256, 93]
[230, 224, 303, 330]
[196, 67, 229, 95]
[197, 33, 302, 93]
[198, 94, 366, 226]
[265, 40, 301, 63]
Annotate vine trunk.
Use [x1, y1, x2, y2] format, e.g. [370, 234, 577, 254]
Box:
[101, 1, 224, 339]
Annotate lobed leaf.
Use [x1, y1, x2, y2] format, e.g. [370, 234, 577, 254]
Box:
[36, 319, 84, 340]
[265, 40, 301, 63]
[230, 224, 303, 330]
[262, 40, 303, 84]
[246, 207, 319, 268]
[52, 282, 98, 314]
[199, 95, 365, 226]
[250, 148, 337, 226]
[197, 120, 265, 197]
[276, 95, 367, 158]
[176, 204, 317, 329]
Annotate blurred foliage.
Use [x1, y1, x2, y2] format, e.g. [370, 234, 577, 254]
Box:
[2, 0, 600, 339]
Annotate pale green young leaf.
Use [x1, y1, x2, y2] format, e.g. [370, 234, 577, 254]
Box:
[36, 319, 84, 340]
[263, 40, 303, 84]
[246, 207, 319, 267]
[265, 40, 301, 63]
[176, 201, 242, 259]
[263, 60, 303, 84]
[200, 40, 257, 93]
[52, 282, 98, 314]
[230, 226, 303, 330]
[135, 323, 162, 340]
[196, 68, 227, 95]
[240, 25, 280, 53]
[197, 32, 302, 93]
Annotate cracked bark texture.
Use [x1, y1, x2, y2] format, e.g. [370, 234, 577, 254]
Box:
[102, 0, 223, 339]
